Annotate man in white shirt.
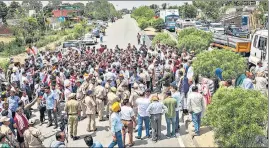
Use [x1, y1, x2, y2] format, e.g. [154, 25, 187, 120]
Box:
[187, 86, 205, 137]
[135, 90, 151, 139]
[120, 99, 136, 147]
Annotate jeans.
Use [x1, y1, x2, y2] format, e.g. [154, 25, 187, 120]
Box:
[137, 115, 150, 138]
[165, 115, 176, 137]
[175, 111, 180, 132]
[108, 131, 124, 148]
[192, 112, 202, 135]
[47, 109, 58, 127]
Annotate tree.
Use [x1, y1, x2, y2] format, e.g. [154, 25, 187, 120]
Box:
[22, 0, 43, 13]
[149, 4, 158, 10]
[192, 50, 247, 80]
[181, 3, 197, 19]
[151, 18, 164, 31]
[6, 1, 21, 19]
[152, 33, 176, 47]
[73, 2, 85, 16]
[193, 1, 221, 21]
[131, 6, 154, 20]
[177, 35, 209, 53]
[162, 3, 167, 9]
[203, 88, 268, 147]
[0, 2, 8, 23]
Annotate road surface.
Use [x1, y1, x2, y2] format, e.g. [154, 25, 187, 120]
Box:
[31, 14, 195, 147]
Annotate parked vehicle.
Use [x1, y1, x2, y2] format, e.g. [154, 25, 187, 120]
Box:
[92, 28, 100, 38]
[195, 21, 202, 28]
[209, 23, 224, 33]
[175, 19, 196, 34]
[198, 26, 210, 32]
[159, 9, 179, 32]
[225, 26, 249, 38]
[248, 30, 268, 71]
[61, 40, 81, 53]
[82, 33, 97, 45]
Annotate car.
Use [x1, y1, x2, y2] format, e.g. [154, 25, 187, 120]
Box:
[92, 28, 100, 38]
[60, 40, 81, 53]
[209, 23, 224, 33]
[198, 26, 210, 32]
[82, 33, 97, 45]
[195, 21, 203, 28]
[225, 26, 249, 38]
[214, 28, 225, 34]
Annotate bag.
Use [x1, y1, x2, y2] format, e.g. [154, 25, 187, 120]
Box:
[29, 129, 43, 144]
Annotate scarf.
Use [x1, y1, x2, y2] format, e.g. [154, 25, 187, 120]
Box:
[215, 68, 223, 81]
[15, 113, 28, 131]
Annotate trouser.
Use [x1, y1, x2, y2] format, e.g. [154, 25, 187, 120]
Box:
[100, 37, 103, 43]
[108, 130, 124, 148]
[150, 78, 153, 92]
[146, 81, 150, 90]
[137, 115, 150, 138]
[39, 106, 46, 123]
[47, 109, 58, 127]
[96, 98, 104, 120]
[138, 39, 140, 44]
[79, 99, 86, 117]
[143, 40, 145, 45]
[192, 112, 202, 135]
[175, 110, 183, 132]
[87, 114, 96, 131]
[12, 112, 15, 118]
[68, 115, 78, 136]
[121, 120, 134, 145]
[150, 113, 162, 141]
[165, 115, 176, 137]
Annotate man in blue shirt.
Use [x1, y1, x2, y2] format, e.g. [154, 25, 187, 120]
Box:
[84, 135, 103, 148]
[43, 85, 58, 129]
[7, 89, 19, 118]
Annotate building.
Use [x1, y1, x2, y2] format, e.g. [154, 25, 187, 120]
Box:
[52, 5, 78, 18]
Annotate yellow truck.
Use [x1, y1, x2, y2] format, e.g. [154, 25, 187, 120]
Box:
[211, 33, 251, 56]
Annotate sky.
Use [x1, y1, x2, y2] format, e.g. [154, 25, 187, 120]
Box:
[3, 1, 192, 10]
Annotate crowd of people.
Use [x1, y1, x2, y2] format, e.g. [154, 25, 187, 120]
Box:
[0, 37, 267, 148]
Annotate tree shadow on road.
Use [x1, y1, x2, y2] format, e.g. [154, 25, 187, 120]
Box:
[133, 139, 148, 146]
[97, 125, 110, 132]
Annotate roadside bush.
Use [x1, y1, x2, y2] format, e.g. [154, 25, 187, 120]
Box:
[160, 38, 177, 47]
[151, 18, 165, 31]
[152, 33, 170, 47]
[177, 35, 209, 53]
[0, 59, 9, 72]
[138, 18, 150, 30]
[192, 50, 246, 79]
[203, 88, 268, 147]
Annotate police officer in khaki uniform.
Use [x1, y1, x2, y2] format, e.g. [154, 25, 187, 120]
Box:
[23, 119, 45, 147]
[64, 93, 81, 140]
[94, 80, 107, 121]
[85, 90, 97, 132]
[116, 83, 130, 101]
[78, 73, 92, 119]
[107, 87, 120, 128]
[0, 116, 18, 147]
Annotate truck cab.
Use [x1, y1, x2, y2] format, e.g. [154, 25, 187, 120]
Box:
[248, 30, 268, 70]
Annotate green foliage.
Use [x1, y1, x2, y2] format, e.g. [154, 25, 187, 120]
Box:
[193, 1, 221, 21]
[177, 35, 209, 53]
[192, 50, 247, 79]
[137, 17, 149, 30]
[203, 88, 268, 147]
[151, 18, 164, 31]
[0, 59, 9, 72]
[0, 2, 8, 23]
[131, 6, 155, 20]
[152, 33, 176, 47]
[177, 27, 212, 53]
[85, 0, 120, 20]
[179, 3, 198, 19]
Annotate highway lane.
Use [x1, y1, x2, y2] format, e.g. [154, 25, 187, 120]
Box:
[30, 14, 194, 147]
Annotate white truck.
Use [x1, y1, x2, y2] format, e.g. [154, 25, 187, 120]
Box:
[248, 30, 268, 72]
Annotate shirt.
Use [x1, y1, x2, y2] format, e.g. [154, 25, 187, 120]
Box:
[242, 78, 254, 89]
[136, 98, 150, 117]
[91, 141, 103, 148]
[21, 96, 30, 105]
[120, 106, 135, 121]
[172, 91, 181, 111]
[163, 97, 177, 118]
[146, 101, 167, 115]
[8, 96, 19, 112]
[44, 92, 56, 110]
[110, 112, 123, 134]
[187, 92, 205, 113]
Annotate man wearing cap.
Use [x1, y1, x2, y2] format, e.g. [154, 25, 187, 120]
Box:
[107, 87, 120, 126]
[94, 80, 107, 121]
[108, 102, 124, 148]
[129, 83, 143, 119]
[146, 96, 167, 142]
[159, 66, 173, 95]
[64, 93, 81, 140]
[0, 116, 18, 147]
[24, 119, 45, 147]
[163, 90, 177, 138]
[85, 90, 97, 132]
[79, 73, 92, 119]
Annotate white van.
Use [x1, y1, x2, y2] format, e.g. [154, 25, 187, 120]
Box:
[248, 30, 268, 70]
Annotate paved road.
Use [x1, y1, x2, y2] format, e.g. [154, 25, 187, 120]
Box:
[30, 14, 195, 147]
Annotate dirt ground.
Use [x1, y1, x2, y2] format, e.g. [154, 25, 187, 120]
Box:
[0, 37, 15, 43]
